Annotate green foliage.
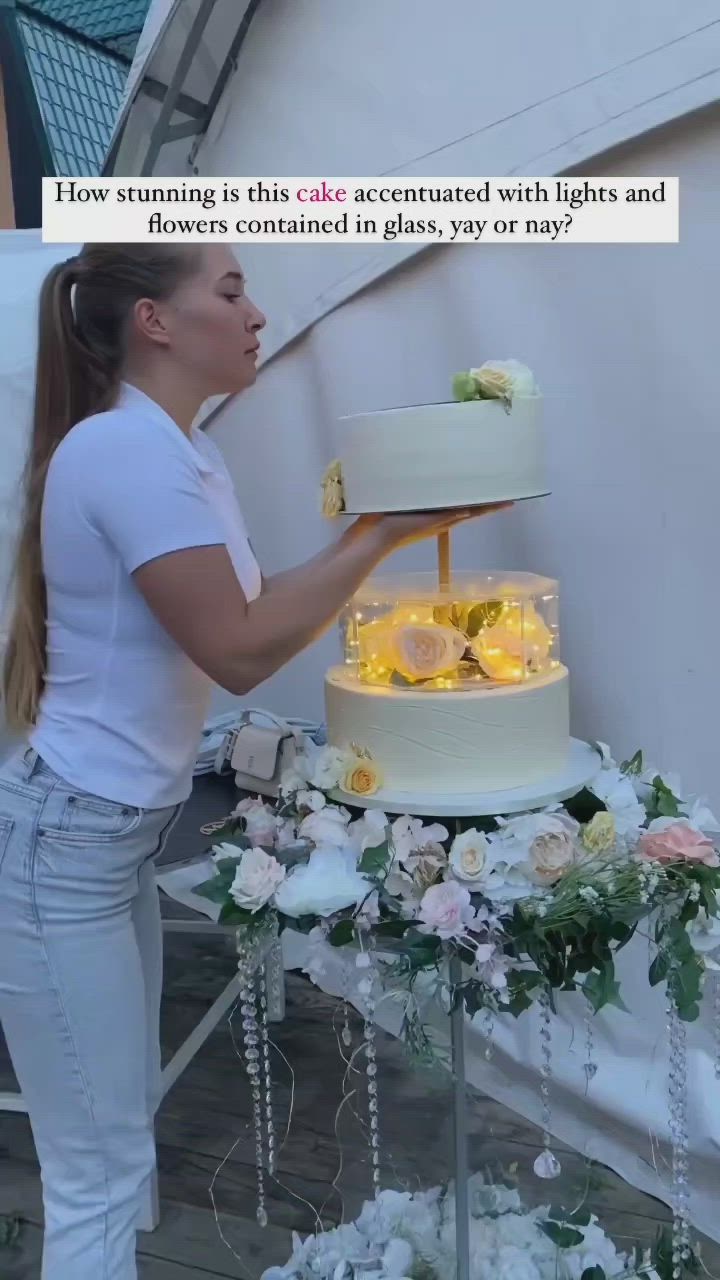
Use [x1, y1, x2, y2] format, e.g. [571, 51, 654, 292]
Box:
[359, 840, 391, 877]
[452, 371, 478, 401]
[645, 775, 682, 822]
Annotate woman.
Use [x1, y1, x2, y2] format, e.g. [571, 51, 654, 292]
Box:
[0, 242, 508, 1278]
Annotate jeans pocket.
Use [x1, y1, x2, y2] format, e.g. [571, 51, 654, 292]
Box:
[0, 816, 14, 873]
[38, 793, 144, 847]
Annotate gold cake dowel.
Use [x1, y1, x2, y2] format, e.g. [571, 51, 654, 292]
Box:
[437, 529, 451, 591]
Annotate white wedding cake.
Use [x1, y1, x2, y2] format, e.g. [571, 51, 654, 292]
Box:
[321, 359, 547, 518]
[320, 361, 570, 801]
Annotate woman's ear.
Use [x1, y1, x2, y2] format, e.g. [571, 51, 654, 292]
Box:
[132, 297, 171, 349]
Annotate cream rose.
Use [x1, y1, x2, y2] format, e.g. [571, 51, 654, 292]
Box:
[470, 358, 538, 400]
[527, 830, 576, 884]
[582, 811, 616, 854]
[229, 847, 286, 913]
[320, 459, 345, 517]
[450, 828, 491, 884]
[343, 758, 382, 796]
[391, 623, 466, 681]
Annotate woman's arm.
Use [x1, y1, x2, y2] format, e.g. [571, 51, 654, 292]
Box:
[133, 505, 511, 695]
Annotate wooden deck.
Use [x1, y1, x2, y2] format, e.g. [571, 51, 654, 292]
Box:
[1, 925, 719, 1278]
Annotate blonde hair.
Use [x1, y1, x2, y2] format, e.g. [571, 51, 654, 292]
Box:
[2, 243, 201, 731]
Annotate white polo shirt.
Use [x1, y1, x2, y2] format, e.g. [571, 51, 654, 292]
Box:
[31, 382, 261, 809]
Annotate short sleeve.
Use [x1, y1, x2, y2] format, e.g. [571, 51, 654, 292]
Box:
[72, 416, 227, 574]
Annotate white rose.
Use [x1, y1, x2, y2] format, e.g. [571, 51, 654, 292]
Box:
[470, 358, 538, 400]
[274, 848, 372, 918]
[229, 847, 286, 913]
[299, 804, 352, 850]
[295, 789, 326, 813]
[449, 829, 490, 883]
[232, 796, 278, 846]
[307, 745, 352, 791]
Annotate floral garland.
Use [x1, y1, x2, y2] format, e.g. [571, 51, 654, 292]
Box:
[196, 739, 720, 1028]
[260, 1175, 676, 1280]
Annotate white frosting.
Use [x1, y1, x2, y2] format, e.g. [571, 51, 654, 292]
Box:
[325, 664, 570, 794]
[337, 395, 546, 513]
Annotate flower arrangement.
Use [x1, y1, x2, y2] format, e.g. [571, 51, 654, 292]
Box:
[261, 1175, 670, 1280]
[321, 459, 345, 517]
[452, 359, 539, 409]
[196, 737, 720, 1028]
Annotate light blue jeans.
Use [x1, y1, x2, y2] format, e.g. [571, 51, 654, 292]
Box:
[0, 746, 184, 1279]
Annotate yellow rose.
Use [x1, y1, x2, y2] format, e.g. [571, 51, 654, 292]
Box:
[343, 759, 382, 796]
[321, 460, 345, 518]
[582, 811, 616, 854]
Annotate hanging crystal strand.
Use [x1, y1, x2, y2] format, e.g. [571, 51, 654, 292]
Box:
[481, 1008, 494, 1061]
[237, 946, 268, 1227]
[533, 988, 561, 1179]
[667, 993, 691, 1274]
[256, 966, 276, 1178]
[713, 976, 720, 1081]
[360, 947, 381, 1196]
[584, 1010, 598, 1085]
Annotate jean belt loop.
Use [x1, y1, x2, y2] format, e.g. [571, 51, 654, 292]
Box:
[21, 746, 39, 780]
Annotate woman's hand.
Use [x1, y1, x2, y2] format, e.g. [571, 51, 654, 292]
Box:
[350, 501, 514, 553]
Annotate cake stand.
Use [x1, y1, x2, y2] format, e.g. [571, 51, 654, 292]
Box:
[328, 737, 600, 816]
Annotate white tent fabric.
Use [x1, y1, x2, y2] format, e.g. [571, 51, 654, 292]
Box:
[107, 0, 720, 363]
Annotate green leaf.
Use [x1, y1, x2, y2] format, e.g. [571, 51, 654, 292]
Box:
[540, 1220, 585, 1248]
[452, 371, 478, 402]
[218, 900, 257, 925]
[194, 875, 235, 904]
[373, 918, 413, 938]
[465, 600, 505, 637]
[583, 961, 629, 1014]
[329, 919, 356, 947]
[620, 749, 643, 775]
[649, 951, 669, 985]
[359, 840, 391, 877]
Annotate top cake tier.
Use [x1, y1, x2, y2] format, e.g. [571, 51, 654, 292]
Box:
[334, 394, 546, 513]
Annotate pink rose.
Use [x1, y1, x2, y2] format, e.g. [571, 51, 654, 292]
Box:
[638, 821, 719, 868]
[418, 881, 476, 940]
[232, 796, 278, 846]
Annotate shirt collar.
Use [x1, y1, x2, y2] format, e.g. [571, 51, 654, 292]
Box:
[117, 381, 214, 475]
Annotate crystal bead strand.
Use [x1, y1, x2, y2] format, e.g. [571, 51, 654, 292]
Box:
[360, 949, 381, 1196]
[482, 1008, 494, 1062]
[237, 948, 268, 1227]
[707, 972, 712, 1085]
[584, 1010, 598, 1085]
[256, 967, 276, 1178]
[667, 994, 691, 1274]
[533, 988, 561, 1179]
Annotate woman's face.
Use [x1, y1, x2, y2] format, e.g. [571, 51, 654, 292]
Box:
[151, 245, 266, 395]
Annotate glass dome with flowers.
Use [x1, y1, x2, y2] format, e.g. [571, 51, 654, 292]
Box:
[339, 570, 560, 693]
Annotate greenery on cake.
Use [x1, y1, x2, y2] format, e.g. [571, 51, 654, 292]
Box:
[452, 359, 539, 408]
[196, 738, 720, 1033]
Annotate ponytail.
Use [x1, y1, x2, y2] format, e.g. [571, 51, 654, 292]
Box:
[2, 243, 199, 731]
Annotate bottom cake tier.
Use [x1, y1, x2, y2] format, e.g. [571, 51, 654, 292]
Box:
[324, 663, 570, 794]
